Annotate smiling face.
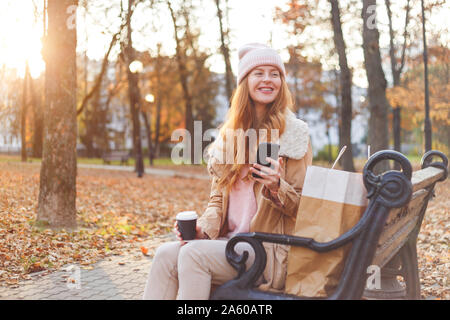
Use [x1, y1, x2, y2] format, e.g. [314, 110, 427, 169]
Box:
[247, 65, 282, 107]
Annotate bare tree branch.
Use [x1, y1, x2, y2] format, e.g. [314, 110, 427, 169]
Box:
[76, 0, 150, 116]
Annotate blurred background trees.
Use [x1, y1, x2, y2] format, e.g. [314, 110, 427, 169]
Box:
[0, 0, 448, 169]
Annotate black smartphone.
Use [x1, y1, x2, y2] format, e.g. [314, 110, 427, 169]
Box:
[252, 142, 280, 179]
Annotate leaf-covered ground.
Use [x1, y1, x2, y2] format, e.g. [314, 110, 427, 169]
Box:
[0, 162, 210, 287]
[0, 161, 448, 299]
[416, 178, 449, 300]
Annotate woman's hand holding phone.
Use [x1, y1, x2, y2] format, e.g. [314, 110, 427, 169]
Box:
[250, 156, 284, 194]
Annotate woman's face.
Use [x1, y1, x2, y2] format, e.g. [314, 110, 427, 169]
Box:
[247, 65, 282, 106]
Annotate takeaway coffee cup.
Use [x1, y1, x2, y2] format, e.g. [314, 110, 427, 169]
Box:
[176, 211, 198, 240]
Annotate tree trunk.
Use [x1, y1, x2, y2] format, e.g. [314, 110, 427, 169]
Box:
[421, 0, 432, 152]
[37, 0, 78, 229]
[362, 0, 390, 172]
[154, 86, 162, 159]
[329, 0, 355, 172]
[141, 111, 154, 166]
[327, 128, 333, 164]
[154, 44, 162, 159]
[21, 62, 30, 162]
[294, 66, 299, 109]
[125, 0, 144, 177]
[385, 0, 410, 166]
[30, 76, 43, 158]
[36, 0, 47, 158]
[167, 0, 194, 164]
[215, 0, 234, 103]
[76, 24, 125, 116]
[79, 91, 99, 157]
[393, 107, 401, 151]
[332, 69, 343, 165]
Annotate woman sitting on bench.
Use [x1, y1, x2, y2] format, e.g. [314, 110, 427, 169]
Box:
[143, 43, 313, 300]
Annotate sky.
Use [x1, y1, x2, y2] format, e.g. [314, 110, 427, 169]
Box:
[0, 0, 46, 78]
[0, 0, 449, 88]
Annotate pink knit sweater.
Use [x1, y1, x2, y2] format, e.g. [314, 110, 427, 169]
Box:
[226, 165, 257, 238]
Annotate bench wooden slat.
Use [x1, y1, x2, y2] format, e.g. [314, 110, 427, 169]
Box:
[372, 190, 428, 268]
[373, 219, 417, 268]
[371, 168, 441, 269]
[383, 189, 428, 226]
[411, 166, 444, 192]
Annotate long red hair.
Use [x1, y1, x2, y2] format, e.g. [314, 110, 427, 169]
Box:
[214, 74, 294, 193]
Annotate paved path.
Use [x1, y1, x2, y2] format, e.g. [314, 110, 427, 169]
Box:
[79, 163, 210, 180]
[0, 235, 176, 300]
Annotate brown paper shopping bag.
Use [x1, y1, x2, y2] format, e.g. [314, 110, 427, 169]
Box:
[284, 165, 368, 297]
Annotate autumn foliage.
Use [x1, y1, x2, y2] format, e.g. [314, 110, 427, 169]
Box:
[387, 45, 450, 154]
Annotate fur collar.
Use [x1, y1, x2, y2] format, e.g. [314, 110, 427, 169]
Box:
[278, 109, 310, 159]
[207, 109, 309, 163]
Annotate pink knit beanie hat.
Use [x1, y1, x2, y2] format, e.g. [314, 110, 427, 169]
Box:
[237, 43, 286, 85]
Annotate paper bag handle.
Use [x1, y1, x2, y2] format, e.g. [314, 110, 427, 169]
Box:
[331, 146, 347, 169]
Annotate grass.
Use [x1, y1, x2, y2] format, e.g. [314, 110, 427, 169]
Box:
[76, 156, 177, 166]
[0, 155, 178, 166]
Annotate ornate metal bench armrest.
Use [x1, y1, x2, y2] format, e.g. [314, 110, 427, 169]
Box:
[242, 230, 362, 252]
[421, 150, 448, 181]
[224, 221, 369, 289]
[225, 201, 381, 275]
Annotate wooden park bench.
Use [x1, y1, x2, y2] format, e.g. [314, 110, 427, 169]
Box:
[211, 150, 448, 300]
[102, 150, 130, 165]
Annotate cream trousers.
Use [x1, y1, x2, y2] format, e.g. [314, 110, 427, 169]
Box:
[142, 239, 255, 300]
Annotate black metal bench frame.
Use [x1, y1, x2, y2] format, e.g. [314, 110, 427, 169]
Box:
[211, 150, 448, 300]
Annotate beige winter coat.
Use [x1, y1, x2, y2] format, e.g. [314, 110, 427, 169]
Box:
[198, 109, 313, 292]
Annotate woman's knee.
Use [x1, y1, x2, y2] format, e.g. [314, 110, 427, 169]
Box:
[177, 240, 213, 270]
[153, 241, 180, 266]
[177, 241, 200, 262]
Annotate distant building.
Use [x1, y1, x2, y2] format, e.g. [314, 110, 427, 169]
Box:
[0, 80, 20, 153]
[0, 129, 20, 153]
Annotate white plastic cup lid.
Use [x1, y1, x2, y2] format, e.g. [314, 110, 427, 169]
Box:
[176, 211, 198, 221]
